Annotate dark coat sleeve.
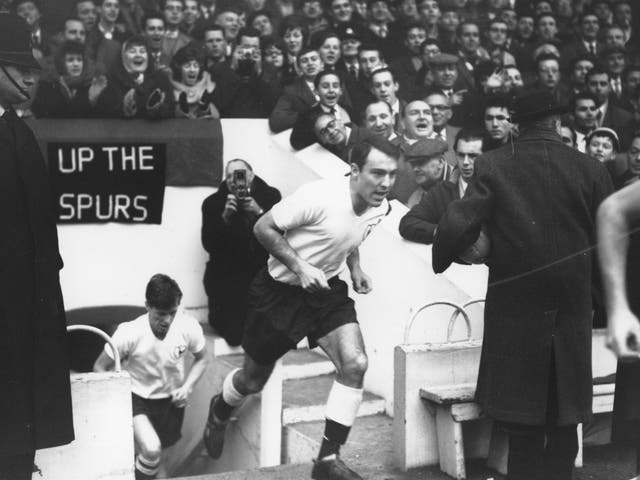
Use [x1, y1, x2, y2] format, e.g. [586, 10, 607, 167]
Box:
[290, 106, 318, 150]
[432, 159, 495, 273]
[269, 91, 303, 133]
[399, 189, 443, 244]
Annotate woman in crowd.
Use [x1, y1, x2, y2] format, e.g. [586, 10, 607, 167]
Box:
[94, 35, 175, 119]
[261, 35, 294, 86]
[280, 16, 307, 79]
[32, 41, 100, 118]
[170, 44, 219, 119]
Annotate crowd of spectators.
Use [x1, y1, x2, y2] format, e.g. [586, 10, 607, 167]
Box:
[6, 0, 640, 194]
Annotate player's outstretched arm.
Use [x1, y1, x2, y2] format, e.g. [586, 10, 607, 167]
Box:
[347, 248, 372, 294]
[597, 182, 640, 359]
[254, 211, 329, 292]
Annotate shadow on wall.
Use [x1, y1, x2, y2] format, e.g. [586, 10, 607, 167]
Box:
[66, 305, 146, 372]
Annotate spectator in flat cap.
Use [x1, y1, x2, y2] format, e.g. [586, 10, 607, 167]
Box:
[400, 128, 484, 243]
[427, 52, 465, 103]
[403, 137, 452, 207]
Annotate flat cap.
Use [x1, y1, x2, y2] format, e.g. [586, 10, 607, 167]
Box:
[405, 138, 448, 160]
[429, 53, 459, 66]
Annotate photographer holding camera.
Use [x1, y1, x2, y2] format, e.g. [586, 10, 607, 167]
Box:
[216, 26, 282, 117]
[201, 159, 281, 346]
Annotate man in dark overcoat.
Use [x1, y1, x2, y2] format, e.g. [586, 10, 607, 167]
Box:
[432, 89, 614, 479]
[201, 159, 281, 346]
[0, 13, 74, 480]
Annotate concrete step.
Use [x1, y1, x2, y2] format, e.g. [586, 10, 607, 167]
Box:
[283, 413, 397, 469]
[282, 374, 385, 426]
[217, 349, 336, 381]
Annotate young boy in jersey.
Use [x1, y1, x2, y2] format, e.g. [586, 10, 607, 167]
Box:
[94, 274, 208, 480]
[203, 135, 399, 480]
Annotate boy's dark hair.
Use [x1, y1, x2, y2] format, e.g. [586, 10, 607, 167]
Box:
[146, 274, 182, 309]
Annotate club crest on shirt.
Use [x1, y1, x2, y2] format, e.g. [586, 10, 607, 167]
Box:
[173, 344, 187, 358]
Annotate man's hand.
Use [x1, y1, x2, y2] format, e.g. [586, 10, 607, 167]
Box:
[239, 196, 263, 217]
[296, 263, 330, 293]
[350, 268, 372, 294]
[171, 386, 191, 407]
[451, 89, 467, 106]
[222, 194, 238, 223]
[607, 308, 640, 360]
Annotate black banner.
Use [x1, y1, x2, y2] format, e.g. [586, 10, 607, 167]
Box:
[48, 142, 166, 224]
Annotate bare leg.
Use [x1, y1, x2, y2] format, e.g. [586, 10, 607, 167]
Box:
[133, 415, 162, 479]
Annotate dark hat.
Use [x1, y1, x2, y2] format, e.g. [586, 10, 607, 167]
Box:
[336, 22, 364, 41]
[429, 53, 459, 66]
[405, 138, 448, 162]
[0, 14, 40, 70]
[600, 44, 626, 57]
[510, 89, 568, 123]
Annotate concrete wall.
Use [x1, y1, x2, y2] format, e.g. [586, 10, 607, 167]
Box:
[34, 372, 134, 480]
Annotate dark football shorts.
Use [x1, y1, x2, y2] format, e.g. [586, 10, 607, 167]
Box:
[242, 267, 358, 365]
[132, 393, 185, 448]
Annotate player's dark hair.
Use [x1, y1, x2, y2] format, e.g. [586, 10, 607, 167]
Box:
[348, 135, 399, 169]
[146, 274, 182, 309]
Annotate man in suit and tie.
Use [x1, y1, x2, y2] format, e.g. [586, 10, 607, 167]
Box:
[369, 67, 404, 132]
[586, 66, 634, 150]
[601, 45, 628, 108]
[269, 46, 323, 133]
[425, 91, 460, 168]
[13, 0, 52, 62]
[560, 11, 602, 72]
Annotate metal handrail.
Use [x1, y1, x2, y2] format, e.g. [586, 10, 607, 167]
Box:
[66, 324, 121, 372]
[404, 300, 472, 344]
[446, 298, 485, 339]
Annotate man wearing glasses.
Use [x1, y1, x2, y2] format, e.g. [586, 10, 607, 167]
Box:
[313, 113, 367, 161]
[425, 91, 459, 167]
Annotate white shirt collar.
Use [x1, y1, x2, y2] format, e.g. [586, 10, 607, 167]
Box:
[458, 177, 468, 198]
[391, 99, 400, 116]
[0, 106, 5, 116]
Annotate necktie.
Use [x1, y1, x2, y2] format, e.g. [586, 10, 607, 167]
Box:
[589, 43, 596, 56]
[349, 64, 357, 79]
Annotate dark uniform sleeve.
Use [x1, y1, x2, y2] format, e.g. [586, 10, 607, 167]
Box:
[432, 158, 495, 273]
[398, 190, 441, 244]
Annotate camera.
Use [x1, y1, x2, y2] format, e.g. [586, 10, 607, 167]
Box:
[233, 169, 248, 199]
